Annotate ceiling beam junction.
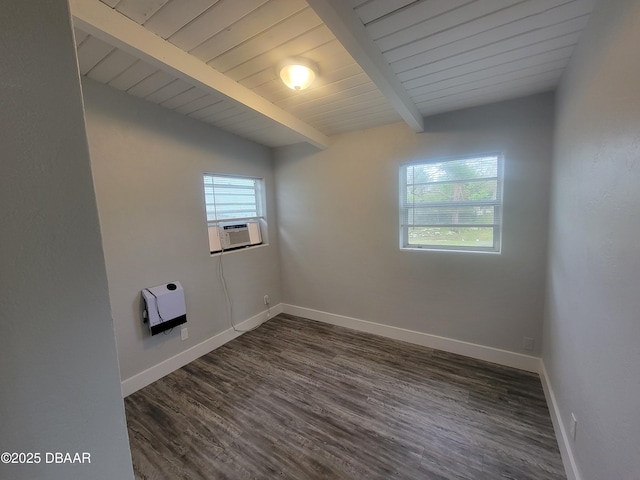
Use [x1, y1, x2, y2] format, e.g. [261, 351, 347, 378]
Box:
[306, 0, 425, 133]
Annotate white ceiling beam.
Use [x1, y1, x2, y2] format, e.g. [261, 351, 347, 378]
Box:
[69, 0, 329, 149]
[306, 0, 424, 133]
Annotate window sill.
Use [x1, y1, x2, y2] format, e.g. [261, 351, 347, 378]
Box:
[210, 243, 268, 257]
[400, 246, 501, 255]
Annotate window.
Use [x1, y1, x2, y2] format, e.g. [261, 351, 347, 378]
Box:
[400, 154, 503, 253]
[203, 174, 264, 252]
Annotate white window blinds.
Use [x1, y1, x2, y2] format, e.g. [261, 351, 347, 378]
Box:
[203, 174, 262, 224]
[400, 154, 503, 252]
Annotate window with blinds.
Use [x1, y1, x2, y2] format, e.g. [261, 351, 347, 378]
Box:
[400, 154, 503, 253]
[203, 174, 263, 224]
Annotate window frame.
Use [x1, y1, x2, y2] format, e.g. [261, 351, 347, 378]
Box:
[399, 153, 504, 254]
[203, 173, 266, 253]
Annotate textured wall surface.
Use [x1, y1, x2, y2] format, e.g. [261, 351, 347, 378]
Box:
[82, 79, 282, 382]
[544, 0, 640, 479]
[275, 93, 554, 355]
[0, 2, 134, 479]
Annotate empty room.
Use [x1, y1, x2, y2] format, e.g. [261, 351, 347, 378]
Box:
[2, 0, 639, 479]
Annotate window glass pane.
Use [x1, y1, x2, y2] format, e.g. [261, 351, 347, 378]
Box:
[408, 227, 494, 248]
[401, 154, 502, 252]
[406, 179, 498, 203]
[203, 174, 261, 223]
[407, 205, 496, 225]
[406, 156, 498, 184]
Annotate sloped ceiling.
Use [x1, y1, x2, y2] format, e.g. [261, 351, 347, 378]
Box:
[71, 0, 596, 149]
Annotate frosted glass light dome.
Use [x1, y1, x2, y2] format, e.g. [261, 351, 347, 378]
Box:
[278, 58, 318, 91]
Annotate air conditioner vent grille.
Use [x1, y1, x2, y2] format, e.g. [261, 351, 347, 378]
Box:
[227, 229, 250, 246]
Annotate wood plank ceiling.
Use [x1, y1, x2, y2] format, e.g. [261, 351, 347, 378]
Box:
[71, 0, 597, 149]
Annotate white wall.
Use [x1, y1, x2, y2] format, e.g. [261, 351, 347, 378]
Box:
[82, 79, 282, 383]
[544, 0, 640, 478]
[275, 93, 554, 355]
[0, 2, 133, 479]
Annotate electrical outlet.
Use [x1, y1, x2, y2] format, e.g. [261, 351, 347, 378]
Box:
[181, 327, 188, 341]
[522, 337, 534, 350]
[264, 295, 270, 305]
[570, 413, 577, 441]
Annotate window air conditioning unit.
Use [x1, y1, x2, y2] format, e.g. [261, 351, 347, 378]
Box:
[208, 221, 262, 252]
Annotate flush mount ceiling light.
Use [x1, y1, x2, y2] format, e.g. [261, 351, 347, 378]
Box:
[278, 58, 318, 91]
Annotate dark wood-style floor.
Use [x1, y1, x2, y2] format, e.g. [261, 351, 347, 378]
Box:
[125, 314, 565, 479]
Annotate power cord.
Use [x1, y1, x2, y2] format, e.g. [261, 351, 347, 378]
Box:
[211, 186, 263, 334]
[217, 243, 261, 333]
[144, 287, 168, 321]
[143, 288, 174, 335]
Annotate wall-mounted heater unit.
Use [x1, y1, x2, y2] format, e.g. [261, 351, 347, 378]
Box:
[142, 281, 187, 335]
[208, 221, 262, 252]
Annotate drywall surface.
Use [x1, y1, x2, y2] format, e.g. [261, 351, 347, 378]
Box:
[275, 93, 554, 355]
[82, 79, 281, 382]
[544, 0, 640, 478]
[0, 2, 134, 479]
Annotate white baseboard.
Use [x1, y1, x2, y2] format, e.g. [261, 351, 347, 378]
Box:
[122, 305, 574, 479]
[539, 361, 582, 480]
[282, 304, 541, 373]
[121, 304, 283, 397]
[121, 305, 574, 479]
